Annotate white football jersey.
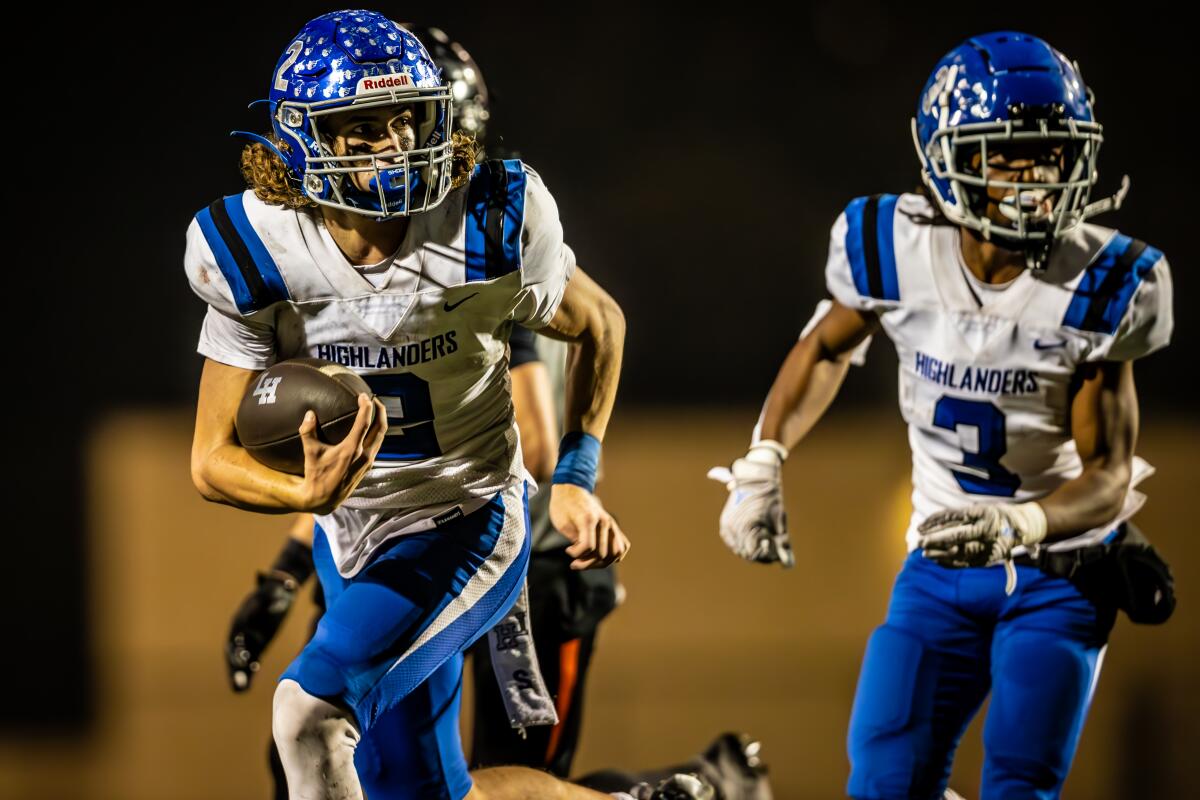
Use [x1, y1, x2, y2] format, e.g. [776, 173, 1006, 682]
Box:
[824, 193, 1173, 552]
[184, 160, 575, 576]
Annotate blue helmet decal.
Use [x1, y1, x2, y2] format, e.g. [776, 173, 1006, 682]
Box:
[916, 32, 1092, 150]
[911, 32, 1127, 264]
[262, 10, 455, 219]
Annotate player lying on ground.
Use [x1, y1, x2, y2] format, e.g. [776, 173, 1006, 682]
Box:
[712, 31, 1173, 800]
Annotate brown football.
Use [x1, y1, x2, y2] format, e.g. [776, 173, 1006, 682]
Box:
[235, 358, 374, 475]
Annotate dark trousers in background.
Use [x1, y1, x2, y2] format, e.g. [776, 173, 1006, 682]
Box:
[469, 549, 618, 777]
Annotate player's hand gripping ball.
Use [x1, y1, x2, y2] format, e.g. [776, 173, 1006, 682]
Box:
[235, 358, 375, 475]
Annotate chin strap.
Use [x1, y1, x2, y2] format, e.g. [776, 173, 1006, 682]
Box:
[1080, 174, 1131, 219]
[1022, 236, 1055, 271]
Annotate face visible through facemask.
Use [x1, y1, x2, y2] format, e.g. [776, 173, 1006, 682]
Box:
[968, 142, 1066, 232]
[323, 104, 419, 194]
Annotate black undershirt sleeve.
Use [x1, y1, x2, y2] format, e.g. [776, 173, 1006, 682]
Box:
[509, 324, 541, 369]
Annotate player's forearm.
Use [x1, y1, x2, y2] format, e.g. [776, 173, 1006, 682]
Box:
[562, 294, 625, 441]
[759, 302, 878, 449]
[1036, 360, 1138, 542]
[192, 443, 310, 514]
[758, 336, 847, 449]
[1037, 461, 1132, 542]
[511, 362, 558, 482]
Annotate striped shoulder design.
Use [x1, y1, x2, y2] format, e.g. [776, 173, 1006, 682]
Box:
[1062, 233, 1163, 335]
[844, 194, 901, 303]
[194, 193, 290, 314]
[464, 159, 527, 283]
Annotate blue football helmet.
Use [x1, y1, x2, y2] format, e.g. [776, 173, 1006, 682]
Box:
[912, 32, 1129, 265]
[262, 10, 455, 218]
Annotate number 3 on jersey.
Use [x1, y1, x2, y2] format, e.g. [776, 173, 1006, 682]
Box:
[932, 396, 1021, 497]
[363, 373, 442, 461]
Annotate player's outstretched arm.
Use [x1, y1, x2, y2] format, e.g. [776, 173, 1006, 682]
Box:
[709, 301, 879, 567]
[758, 301, 879, 448]
[538, 267, 628, 570]
[190, 358, 386, 514]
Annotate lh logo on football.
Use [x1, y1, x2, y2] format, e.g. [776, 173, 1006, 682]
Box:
[253, 375, 283, 405]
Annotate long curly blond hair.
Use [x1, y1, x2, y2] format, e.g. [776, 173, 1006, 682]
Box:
[239, 131, 481, 209]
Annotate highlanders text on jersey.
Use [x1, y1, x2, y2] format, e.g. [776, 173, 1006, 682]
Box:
[184, 160, 575, 577]
[825, 193, 1172, 552]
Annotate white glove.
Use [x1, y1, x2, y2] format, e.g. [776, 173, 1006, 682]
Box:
[917, 502, 1047, 594]
[708, 441, 794, 568]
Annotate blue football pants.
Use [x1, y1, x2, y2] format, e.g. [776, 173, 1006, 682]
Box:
[280, 485, 531, 800]
[847, 550, 1115, 800]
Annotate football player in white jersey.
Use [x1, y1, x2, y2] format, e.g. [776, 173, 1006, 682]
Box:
[711, 31, 1173, 799]
[181, 10, 693, 800]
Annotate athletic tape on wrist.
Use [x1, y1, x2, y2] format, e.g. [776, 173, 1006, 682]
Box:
[748, 439, 789, 464]
[552, 431, 601, 492]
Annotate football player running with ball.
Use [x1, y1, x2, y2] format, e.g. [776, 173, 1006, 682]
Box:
[711, 32, 1173, 800]
[183, 10, 698, 800]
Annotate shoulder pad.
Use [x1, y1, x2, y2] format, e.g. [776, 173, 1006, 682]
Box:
[844, 194, 901, 302]
[1062, 233, 1164, 334]
[193, 193, 291, 314]
[464, 159, 527, 282]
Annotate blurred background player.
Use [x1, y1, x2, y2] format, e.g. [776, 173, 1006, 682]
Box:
[711, 31, 1173, 800]
[223, 24, 771, 800]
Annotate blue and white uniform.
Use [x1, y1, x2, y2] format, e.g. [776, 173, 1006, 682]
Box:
[826, 193, 1172, 799]
[185, 159, 573, 798]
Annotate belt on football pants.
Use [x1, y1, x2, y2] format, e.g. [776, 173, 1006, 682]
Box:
[1013, 544, 1109, 580]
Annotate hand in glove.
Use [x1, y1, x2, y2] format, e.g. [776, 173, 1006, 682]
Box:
[708, 441, 794, 568]
[225, 571, 301, 692]
[917, 502, 1047, 594]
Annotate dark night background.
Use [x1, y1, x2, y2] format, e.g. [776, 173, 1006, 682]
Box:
[12, 2, 1192, 730]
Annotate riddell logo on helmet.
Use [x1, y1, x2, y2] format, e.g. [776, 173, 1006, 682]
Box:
[357, 73, 412, 93]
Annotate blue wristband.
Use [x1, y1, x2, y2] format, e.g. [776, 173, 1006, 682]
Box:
[552, 432, 601, 492]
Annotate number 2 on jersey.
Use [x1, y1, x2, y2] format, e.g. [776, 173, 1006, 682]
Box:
[363, 373, 442, 461]
[932, 396, 1021, 497]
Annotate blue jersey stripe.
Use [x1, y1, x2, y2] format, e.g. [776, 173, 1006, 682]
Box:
[844, 195, 900, 302]
[195, 205, 256, 314]
[844, 196, 871, 297]
[1098, 243, 1160, 333]
[464, 159, 527, 284]
[499, 160, 526, 275]
[222, 194, 289, 304]
[464, 168, 489, 283]
[875, 194, 901, 301]
[1063, 235, 1162, 334]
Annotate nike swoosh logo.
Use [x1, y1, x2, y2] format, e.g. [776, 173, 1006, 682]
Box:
[1033, 339, 1068, 350]
[443, 292, 479, 312]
